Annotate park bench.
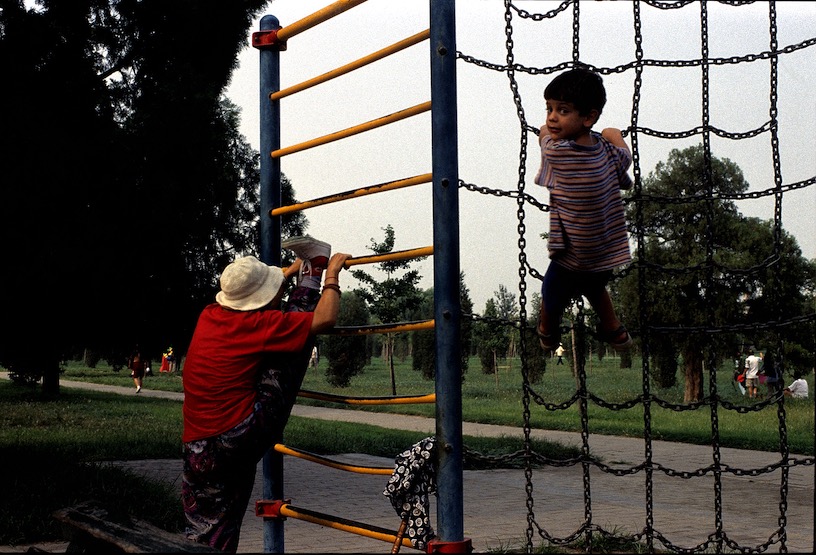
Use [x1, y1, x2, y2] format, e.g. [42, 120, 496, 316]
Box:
[52, 501, 221, 553]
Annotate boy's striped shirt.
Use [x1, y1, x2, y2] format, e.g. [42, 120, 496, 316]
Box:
[535, 133, 632, 272]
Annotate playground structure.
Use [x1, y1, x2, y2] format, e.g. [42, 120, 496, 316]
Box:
[252, 1, 463, 552]
[250, 1, 814, 553]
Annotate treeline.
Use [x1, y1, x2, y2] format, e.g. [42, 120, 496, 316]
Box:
[1, 1, 284, 394]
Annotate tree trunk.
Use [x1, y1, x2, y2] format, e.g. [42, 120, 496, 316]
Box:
[388, 334, 397, 396]
[683, 347, 704, 402]
[493, 351, 499, 388]
[570, 326, 580, 387]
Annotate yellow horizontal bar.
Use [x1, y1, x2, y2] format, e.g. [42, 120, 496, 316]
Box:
[272, 29, 430, 101]
[345, 246, 433, 268]
[270, 173, 432, 217]
[330, 319, 435, 336]
[298, 389, 436, 406]
[276, 0, 368, 43]
[273, 444, 393, 475]
[282, 246, 432, 276]
[277, 503, 413, 547]
[272, 101, 431, 158]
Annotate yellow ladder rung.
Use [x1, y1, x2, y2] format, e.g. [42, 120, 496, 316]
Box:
[330, 319, 434, 336]
[270, 174, 432, 217]
[273, 444, 393, 475]
[272, 101, 431, 158]
[256, 501, 414, 549]
[298, 389, 436, 405]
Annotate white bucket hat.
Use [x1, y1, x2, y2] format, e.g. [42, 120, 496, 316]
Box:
[215, 256, 285, 311]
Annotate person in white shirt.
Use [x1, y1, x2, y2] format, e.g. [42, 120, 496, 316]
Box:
[743, 349, 762, 399]
[555, 343, 566, 365]
[783, 378, 809, 399]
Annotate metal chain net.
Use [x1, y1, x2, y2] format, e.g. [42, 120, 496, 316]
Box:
[457, 1, 815, 552]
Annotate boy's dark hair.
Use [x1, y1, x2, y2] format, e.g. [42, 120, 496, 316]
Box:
[544, 68, 606, 116]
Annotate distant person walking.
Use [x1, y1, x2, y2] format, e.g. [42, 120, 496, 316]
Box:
[127, 346, 146, 393]
[555, 343, 566, 365]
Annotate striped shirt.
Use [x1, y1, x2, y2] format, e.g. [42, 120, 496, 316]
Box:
[534, 132, 632, 272]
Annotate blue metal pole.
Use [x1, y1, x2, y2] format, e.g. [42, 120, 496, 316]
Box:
[430, 0, 465, 547]
[259, 15, 282, 267]
[257, 14, 284, 553]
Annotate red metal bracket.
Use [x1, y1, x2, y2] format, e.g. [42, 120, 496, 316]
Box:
[426, 538, 473, 553]
[252, 28, 287, 51]
[255, 499, 290, 519]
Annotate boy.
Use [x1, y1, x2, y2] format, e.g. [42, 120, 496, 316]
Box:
[534, 67, 633, 352]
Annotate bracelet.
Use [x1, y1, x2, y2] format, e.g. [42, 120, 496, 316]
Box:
[322, 283, 341, 295]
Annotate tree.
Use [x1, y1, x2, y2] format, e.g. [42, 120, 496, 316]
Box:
[0, 1, 270, 394]
[322, 291, 371, 387]
[351, 225, 425, 395]
[619, 145, 815, 401]
[493, 285, 519, 357]
[411, 289, 436, 381]
[474, 299, 508, 374]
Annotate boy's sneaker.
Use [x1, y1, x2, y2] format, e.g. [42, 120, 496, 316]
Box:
[282, 236, 331, 268]
[282, 235, 331, 288]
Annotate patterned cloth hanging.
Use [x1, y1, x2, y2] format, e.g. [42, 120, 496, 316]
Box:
[383, 436, 437, 550]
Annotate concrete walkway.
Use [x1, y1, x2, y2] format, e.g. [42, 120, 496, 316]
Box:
[2, 375, 813, 553]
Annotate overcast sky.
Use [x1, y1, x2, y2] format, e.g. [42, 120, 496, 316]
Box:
[226, 1, 816, 311]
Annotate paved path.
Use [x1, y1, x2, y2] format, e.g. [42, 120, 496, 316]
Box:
[2, 375, 813, 553]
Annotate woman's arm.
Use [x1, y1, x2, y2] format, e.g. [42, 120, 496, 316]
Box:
[310, 253, 351, 333]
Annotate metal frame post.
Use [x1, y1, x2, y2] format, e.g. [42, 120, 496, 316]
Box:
[257, 14, 284, 553]
[430, 0, 468, 550]
[258, 15, 282, 267]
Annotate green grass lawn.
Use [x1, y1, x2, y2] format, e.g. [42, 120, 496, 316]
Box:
[56, 353, 815, 455]
[304, 354, 814, 455]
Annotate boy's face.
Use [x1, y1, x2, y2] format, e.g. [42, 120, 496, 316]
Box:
[545, 99, 599, 141]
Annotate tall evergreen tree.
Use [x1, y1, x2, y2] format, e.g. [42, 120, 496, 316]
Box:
[0, 0, 274, 393]
[475, 299, 507, 374]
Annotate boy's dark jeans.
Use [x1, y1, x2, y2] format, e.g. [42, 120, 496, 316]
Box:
[539, 261, 612, 341]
